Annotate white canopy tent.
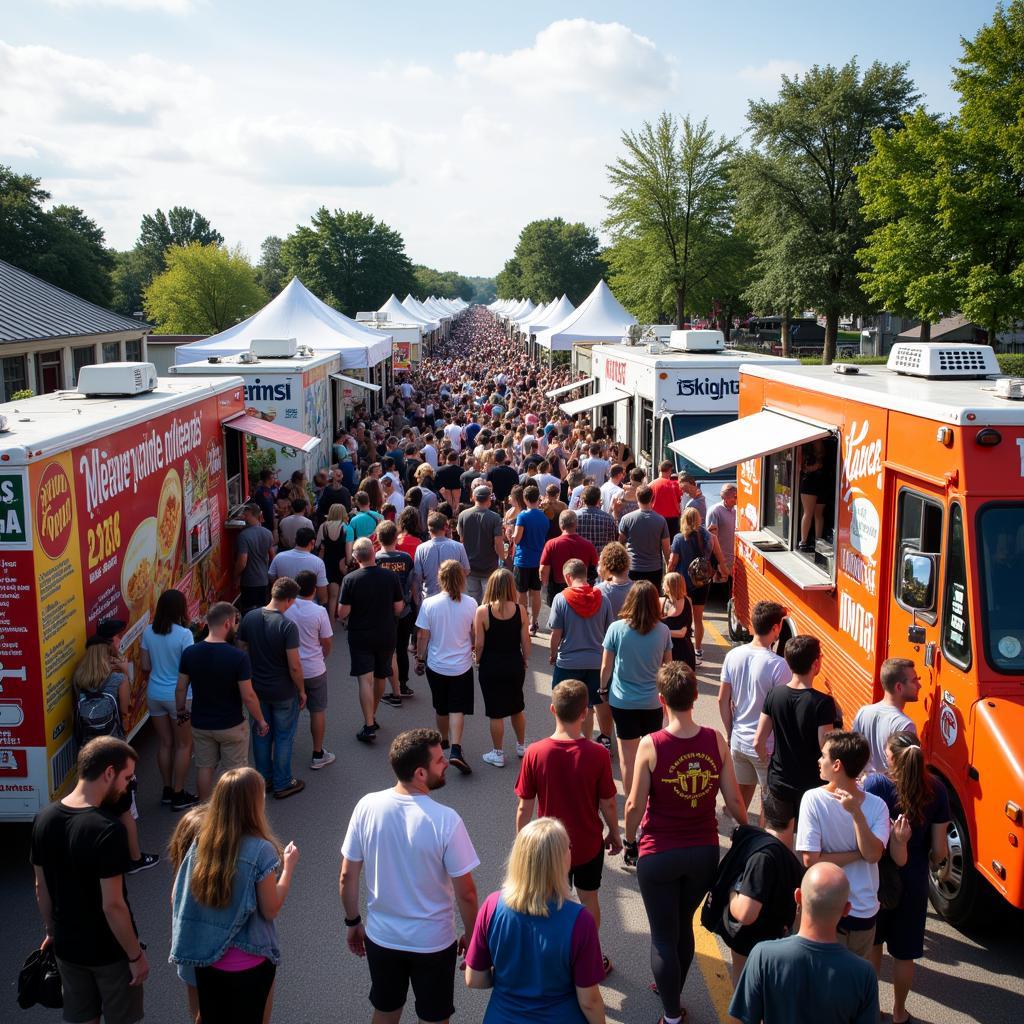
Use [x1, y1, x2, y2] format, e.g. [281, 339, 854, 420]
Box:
[402, 295, 441, 331]
[535, 281, 636, 352]
[515, 297, 554, 333]
[523, 294, 574, 337]
[175, 277, 392, 369]
[379, 294, 431, 330]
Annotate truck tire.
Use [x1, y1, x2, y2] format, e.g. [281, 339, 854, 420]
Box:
[928, 782, 1005, 929]
[727, 598, 751, 643]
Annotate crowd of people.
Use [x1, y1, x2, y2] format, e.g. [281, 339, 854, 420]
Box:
[30, 306, 953, 1024]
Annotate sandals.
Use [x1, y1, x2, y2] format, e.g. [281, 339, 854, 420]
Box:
[602, 955, 613, 978]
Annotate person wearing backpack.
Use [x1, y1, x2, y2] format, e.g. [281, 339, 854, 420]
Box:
[667, 507, 725, 665]
[73, 643, 159, 874]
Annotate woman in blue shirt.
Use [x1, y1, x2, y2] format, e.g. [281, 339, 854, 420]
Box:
[465, 818, 606, 1023]
[141, 589, 195, 809]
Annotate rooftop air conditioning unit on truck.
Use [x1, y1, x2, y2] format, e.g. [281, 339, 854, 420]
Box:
[671, 342, 1024, 928]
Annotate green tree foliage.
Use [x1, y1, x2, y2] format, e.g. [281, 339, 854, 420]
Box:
[495, 218, 606, 305]
[281, 208, 416, 317]
[465, 276, 496, 304]
[413, 264, 475, 301]
[604, 114, 736, 328]
[110, 247, 151, 317]
[255, 235, 287, 298]
[136, 206, 224, 281]
[143, 243, 266, 334]
[737, 61, 918, 362]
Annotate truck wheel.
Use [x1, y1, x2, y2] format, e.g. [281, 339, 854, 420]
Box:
[928, 783, 1005, 929]
[727, 598, 751, 643]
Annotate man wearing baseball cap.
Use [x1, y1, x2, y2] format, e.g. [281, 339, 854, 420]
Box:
[456, 486, 504, 603]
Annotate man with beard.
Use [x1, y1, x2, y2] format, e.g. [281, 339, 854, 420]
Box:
[340, 728, 480, 1024]
[31, 737, 149, 1024]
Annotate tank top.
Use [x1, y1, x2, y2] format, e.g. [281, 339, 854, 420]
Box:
[662, 600, 695, 667]
[639, 726, 722, 856]
[480, 605, 522, 667]
[320, 522, 349, 575]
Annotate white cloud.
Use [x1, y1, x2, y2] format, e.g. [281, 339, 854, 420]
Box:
[455, 19, 675, 105]
[42, 0, 195, 12]
[736, 59, 806, 85]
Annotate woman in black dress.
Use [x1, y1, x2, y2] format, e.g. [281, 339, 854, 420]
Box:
[661, 572, 696, 671]
[473, 568, 531, 768]
[314, 504, 352, 622]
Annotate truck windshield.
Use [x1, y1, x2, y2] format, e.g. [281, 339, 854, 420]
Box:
[664, 414, 734, 478]
[978, 503, 1024, 673]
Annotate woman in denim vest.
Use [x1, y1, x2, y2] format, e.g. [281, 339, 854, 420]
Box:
[170, 767, 299, 1023]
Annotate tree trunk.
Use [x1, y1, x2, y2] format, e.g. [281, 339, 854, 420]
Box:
[675, 289, 685, 330]
[919, 320, 931, 344]
[780, 313, 791, 357]
[987, 324, 998, 348]
[822, 311, 838, 365]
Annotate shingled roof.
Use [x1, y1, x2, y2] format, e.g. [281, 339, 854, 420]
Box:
[0, 258, 151, 344]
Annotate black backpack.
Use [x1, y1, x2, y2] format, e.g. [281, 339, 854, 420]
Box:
[700, 825, 779, 940]
[75, 690, 124, 744]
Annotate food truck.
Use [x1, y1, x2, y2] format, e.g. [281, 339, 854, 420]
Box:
[669, 342, 1024, 925]
[0, 366, 319, 818]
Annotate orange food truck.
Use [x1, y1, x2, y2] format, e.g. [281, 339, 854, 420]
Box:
[670, 342, 1024, 926]
[0, 365, 319, 820]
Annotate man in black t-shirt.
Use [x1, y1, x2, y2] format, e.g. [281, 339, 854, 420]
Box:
[31, 737, 147, 1024]
[374, 520, 416, 707]
[485, 449, 518, 504]
[435, 450, 464, 507]
[316, 467, 352, 521]
[177, 601, 268, 801]
[338, 537, 405, 743]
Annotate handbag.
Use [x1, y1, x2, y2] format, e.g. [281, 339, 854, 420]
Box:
[877, 851, 904, 910]
[687, 528, 714, 589]
[17, 945, 63, 1009]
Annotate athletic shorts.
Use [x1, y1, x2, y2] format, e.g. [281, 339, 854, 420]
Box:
[147, 697, 190, 718]
[365, 937, 457, 1023]
[56, 956, 144, 1024]
[513, 565, 542, 592]
[304, 673, 328, 713]
[551, 664, 602, 707]
[193, 721, 250, 770]
[425, 666, 475, 716]
[687, 582, 711, 606]
[731, 748, 770, 789]
[609, 704, 663, 740]
[351, 646, 394, 679]
[569, 846, 605, 892]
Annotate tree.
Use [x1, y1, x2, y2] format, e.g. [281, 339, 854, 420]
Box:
[605, 114, 737, 327]
[143, 243, 266, 334]
[495, 256, 523, 300]
[136, 206, 224, 281]
[496, 218, 606, 305]
[737, 60, 918, 362]
[466, 276, 497, 304]
[255, 235, 287, 298]
[413, 264, 475, 301]
[110, 247, 151, 317]
[0, 166, 50, 264]
[281, 208, 416, 317]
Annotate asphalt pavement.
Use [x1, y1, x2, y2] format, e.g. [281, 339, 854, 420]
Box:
[2, 602, 1021, 1023]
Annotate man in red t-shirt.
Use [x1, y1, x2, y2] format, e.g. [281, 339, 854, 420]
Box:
[538, 509, 598, 606]
[515, 679, 621, 963]
[650, 459, 683, 538]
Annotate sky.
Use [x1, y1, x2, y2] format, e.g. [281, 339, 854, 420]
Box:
[0, 0, 1002, 277]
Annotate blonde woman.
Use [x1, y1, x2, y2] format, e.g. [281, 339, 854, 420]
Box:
[415, 559, 477, 774]
[465, 818, 606, 1024]
[415, 462, 439, 532]
[474, 568, 530, 768]
[660, 572, 696, 671]
[315, 504, 353, 620]
[170, 767, 299, 1024]
[667, 505, 725, 662]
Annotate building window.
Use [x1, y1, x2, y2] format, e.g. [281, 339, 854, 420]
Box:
[72, 345, 96, 385]
[125, 338, 143, 362]
[102, 341, 121, 362]
[34, 350, 64, 395]
[2, 355, 28, 401]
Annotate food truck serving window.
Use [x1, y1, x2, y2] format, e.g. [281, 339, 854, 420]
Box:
[977, 502, 1024, 674]
[941, 502, 971, 670]
[224, 427, 244, 509]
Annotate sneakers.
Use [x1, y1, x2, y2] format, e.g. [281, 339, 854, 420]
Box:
[160, 786, 174, 805]
[171, 790, 199, 812]
[529, 621, 538, 637]
[273, 778, 305, 799]
[311, 750, 337, 770]
[596, 733, 613, 753]
[127, 852, 160, 874]
[482, 749, 505, 768]
[515, 742, 527, 758]
[356, 726, 377, 743]
[441, 739, 450, 751]
[694, 647, 704, 665]
[448, 745, 472, 774]
[399, 683, 415, 698]
[380, 694, 403, 708]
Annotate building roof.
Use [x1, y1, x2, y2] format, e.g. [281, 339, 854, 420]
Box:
[896, 314, 984, 341]
[0, 258, 150, 344]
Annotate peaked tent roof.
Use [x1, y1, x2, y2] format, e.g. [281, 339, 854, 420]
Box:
[175, 277, 392, 368]
[525, 293, 576, 337]
[402, 295, 440, 330]
[379, 294, 429, 330]
[535, 281, 635, 351]
[421, 297, 452, 321]
[516, 297, 554, 330]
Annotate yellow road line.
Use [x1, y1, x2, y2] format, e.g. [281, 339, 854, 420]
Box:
[704, 617, 729, 652]
[692, 905, 735, 1021]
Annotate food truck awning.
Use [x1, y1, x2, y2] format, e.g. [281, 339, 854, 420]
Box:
[560, 388, 630, 416]
[330, 372, 382, 393]
[668, 409, 830, 475]
[545, 378, 594, 400]
[223, 414, 321, 453]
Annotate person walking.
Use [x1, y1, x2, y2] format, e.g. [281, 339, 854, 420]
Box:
[284, 570, 334, 771]
[667, 507, 725, 662]
[581, 442, 611, 486]
[278, 498, 313, 550]
[706, 483, 738, 586]
[515, 680, 621, 959]
[458, 486, 505, 603]
[719, 601, 789, 815]
[864, 733, 950, 1024]
[412, 511, 472, 601]
[338, 538, 405, 744]
[314, 504, 353, 622]
[316, 467, 352, 520]
[539, 510, 598, 608]
[234, 503, 275, 614]
[624, 663, 747, 1024]
[618, 485, 670, 589]
[595, 541, 633, 619]
[31, 737, 148, 1024]
[474, 568, 530, 767]
[599, 581, 673, 797]
[268, 527, 328, 605]
[465, 818, 607, 1024]
[576, 485, 618, 565]
[660, 572, 696, 672]
[372, 520, 418, 707]
[170, 767, 299, 1024]
[678, 473, 706, 525]
[341, 728, 480, 1024]
[141, 588, 197, 811]
[728, 863, 879, 1024]
[349, 491, 384, 541]
[416, 559, 477, 774]
[650, 460, 683, 537]
[598, 463, 625, 514]
[851, 657, 921, 774]
[238, 578, 307, 800]
[512, 484, 549, 635]
[485, 448, 519, 506]
[177, 602, 267, 802]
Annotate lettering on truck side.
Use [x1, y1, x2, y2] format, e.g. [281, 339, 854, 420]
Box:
[675, 377, 740, 401]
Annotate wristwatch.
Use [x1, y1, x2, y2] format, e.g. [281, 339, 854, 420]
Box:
[345, 914, 362, 927]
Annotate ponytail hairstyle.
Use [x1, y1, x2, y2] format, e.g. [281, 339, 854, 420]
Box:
[887, 731, 934, 826]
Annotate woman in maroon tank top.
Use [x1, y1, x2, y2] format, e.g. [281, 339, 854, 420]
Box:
[624, 663, 747, 1024]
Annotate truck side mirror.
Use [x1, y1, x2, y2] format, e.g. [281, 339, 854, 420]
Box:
[899, 551, 937, 611]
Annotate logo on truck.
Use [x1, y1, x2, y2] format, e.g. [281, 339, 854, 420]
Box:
[604, 360, 627, 385]
[36, 462, 73, 559]
[245, 379, 292, 402]
[675, 377, 739, 400]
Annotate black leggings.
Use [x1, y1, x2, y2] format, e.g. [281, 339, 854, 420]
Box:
[636, 845, 720, 1018]
[195, 959, 276, 1024]
[395, 613, 415, 684]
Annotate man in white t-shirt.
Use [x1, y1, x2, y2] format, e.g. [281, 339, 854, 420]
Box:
[421, 435, 439, 469]
[284, 570, 334, 770]
[719, 600, 789, 813]
[443, 416, 463, 452]
[850, 657, 920, 775]
[268, 527, 328, 604]
[796, 730, 889, 960]
[582, 443, 612, 487]
[599, 464, 625, 514]
[399, 379, 414, 399]
[340, 727, 480, 1024]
